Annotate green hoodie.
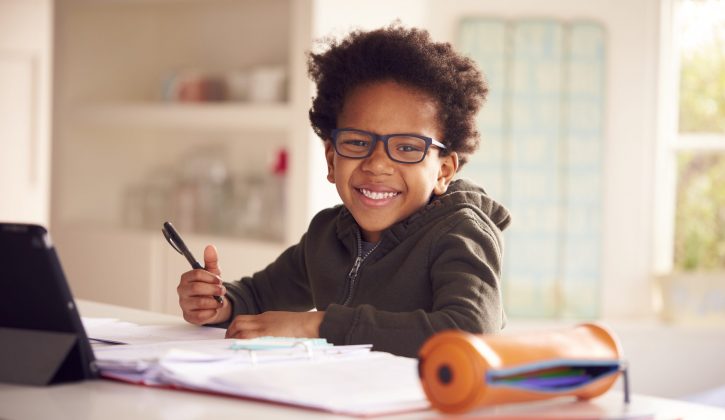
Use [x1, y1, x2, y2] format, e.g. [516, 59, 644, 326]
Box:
[217, 178, 511, 357]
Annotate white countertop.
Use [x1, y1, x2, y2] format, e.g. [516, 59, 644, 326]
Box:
[2, 300, 725, 420]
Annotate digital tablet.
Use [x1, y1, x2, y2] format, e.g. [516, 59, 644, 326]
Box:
[0, 222, 97, 385]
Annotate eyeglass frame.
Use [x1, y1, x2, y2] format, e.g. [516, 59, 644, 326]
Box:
[330, 128, 447, 164]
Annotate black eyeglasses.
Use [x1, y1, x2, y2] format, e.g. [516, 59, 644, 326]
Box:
[331, 128, 447, 164]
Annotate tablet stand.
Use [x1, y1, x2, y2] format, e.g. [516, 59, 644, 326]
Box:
[0, 327, 97, 385]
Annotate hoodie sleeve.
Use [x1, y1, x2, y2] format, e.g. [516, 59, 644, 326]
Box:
[210, 234, 314, 328]
[319, 214, 505, 357]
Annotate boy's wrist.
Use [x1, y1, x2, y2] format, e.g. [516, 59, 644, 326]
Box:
[306, 311, 325, 338]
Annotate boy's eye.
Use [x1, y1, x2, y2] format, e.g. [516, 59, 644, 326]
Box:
[342, 139, 371, 148]
[395, 144, 424, 153]
[391, 137, 426, 153]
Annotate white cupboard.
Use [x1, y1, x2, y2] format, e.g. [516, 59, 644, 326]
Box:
[0, 0, 53, 226]
[51, 0, 318, 313]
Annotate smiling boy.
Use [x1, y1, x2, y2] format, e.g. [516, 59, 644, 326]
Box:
[177, 24, 511, 357]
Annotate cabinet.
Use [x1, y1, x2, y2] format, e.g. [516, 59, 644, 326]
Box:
[51, 0, 319, 313]
[0, 0, 53, 226]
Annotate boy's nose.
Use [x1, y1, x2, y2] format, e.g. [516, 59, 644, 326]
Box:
[361, 141, 394, 174]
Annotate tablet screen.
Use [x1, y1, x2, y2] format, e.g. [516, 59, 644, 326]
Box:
[0, 223, 97, 383]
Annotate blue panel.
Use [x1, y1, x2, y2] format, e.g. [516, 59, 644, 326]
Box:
[459, 19, 507, 202]
[506, 21, 564, 317]
[458, 19, 605, 319]
[560, 23, 605, 318]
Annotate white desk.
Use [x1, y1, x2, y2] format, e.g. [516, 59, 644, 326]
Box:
[1, 300, 724, 420]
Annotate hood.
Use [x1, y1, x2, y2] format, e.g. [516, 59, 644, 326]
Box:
[434, 178, 511, 231]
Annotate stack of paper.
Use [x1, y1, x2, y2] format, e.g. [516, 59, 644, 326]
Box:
[93, 337, 429, 417]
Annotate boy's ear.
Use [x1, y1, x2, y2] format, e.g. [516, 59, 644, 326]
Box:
[324, 141, 335, 184]
[433, 152, 458, 196]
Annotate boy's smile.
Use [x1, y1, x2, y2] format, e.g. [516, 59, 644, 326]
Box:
[325, 80, 458, 243]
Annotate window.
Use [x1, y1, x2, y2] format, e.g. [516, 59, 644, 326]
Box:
[672, 0, 725, 272]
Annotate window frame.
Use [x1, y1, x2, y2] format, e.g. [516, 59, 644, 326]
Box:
[654, 0, 725, 275]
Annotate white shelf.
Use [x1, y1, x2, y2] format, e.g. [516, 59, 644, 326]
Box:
[72, 102, 293, 132]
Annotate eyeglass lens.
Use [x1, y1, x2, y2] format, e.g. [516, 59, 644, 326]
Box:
[335, 131, 427, 163]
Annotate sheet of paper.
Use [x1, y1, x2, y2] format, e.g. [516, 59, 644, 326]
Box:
[81, 317, 119, 329]
[207, 352, 429, 416]
[93, 338, 372, 372]
[82, 317, 225, 344]
[93, 339, 232, 371]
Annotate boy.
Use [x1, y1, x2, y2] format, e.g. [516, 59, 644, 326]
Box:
[177, 24, 511, 358]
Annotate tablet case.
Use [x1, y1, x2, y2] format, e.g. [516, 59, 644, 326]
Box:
[0, 223, 97, 385]
[418, 323, 627, 413]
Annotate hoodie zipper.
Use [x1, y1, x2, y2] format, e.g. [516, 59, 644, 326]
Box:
[341, 229, 380, 306]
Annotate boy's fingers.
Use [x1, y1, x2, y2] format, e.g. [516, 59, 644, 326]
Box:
[180, 269, 222, 285]
[185, 296, 223, 310]
[226, 325, 260, 339]
[180, 296, 222, 323]
[184, 309, 216, 325]
[203, 245, 222, 276]
[225, 316, 259, 339]
[188, 281, 225, 298]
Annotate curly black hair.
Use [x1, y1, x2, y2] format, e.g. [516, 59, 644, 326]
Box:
[307, 23, 488, 168]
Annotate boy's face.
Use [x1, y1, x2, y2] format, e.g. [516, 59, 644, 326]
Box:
[325, 80, 458, 243]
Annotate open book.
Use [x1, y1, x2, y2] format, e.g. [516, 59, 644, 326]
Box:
[93, 337, 429, 417]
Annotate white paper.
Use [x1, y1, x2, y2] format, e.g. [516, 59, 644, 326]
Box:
[93, 338, 371, 372]
[93, 336, 426, 416]
[208, 352, 429, 416]
[82, 317, 225, 344]
[93, 339, 233, 372]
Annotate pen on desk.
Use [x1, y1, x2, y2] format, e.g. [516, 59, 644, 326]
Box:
[162, 221, 223, 304]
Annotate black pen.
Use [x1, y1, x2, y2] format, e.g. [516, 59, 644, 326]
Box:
[162, 221, 223, 304]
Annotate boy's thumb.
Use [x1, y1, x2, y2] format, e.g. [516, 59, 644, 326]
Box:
[203, 245, 222, 276]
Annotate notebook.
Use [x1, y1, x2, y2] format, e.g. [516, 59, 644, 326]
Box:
[93, 338, 429, 417]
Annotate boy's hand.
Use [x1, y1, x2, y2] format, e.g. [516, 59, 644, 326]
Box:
[225, 311, 325, 339]
[178, 245, 231, 325]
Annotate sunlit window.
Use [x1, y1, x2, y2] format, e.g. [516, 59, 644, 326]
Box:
[674, 0, 725, 272]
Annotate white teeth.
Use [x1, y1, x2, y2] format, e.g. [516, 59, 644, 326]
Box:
[360, 188, 399, 200]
